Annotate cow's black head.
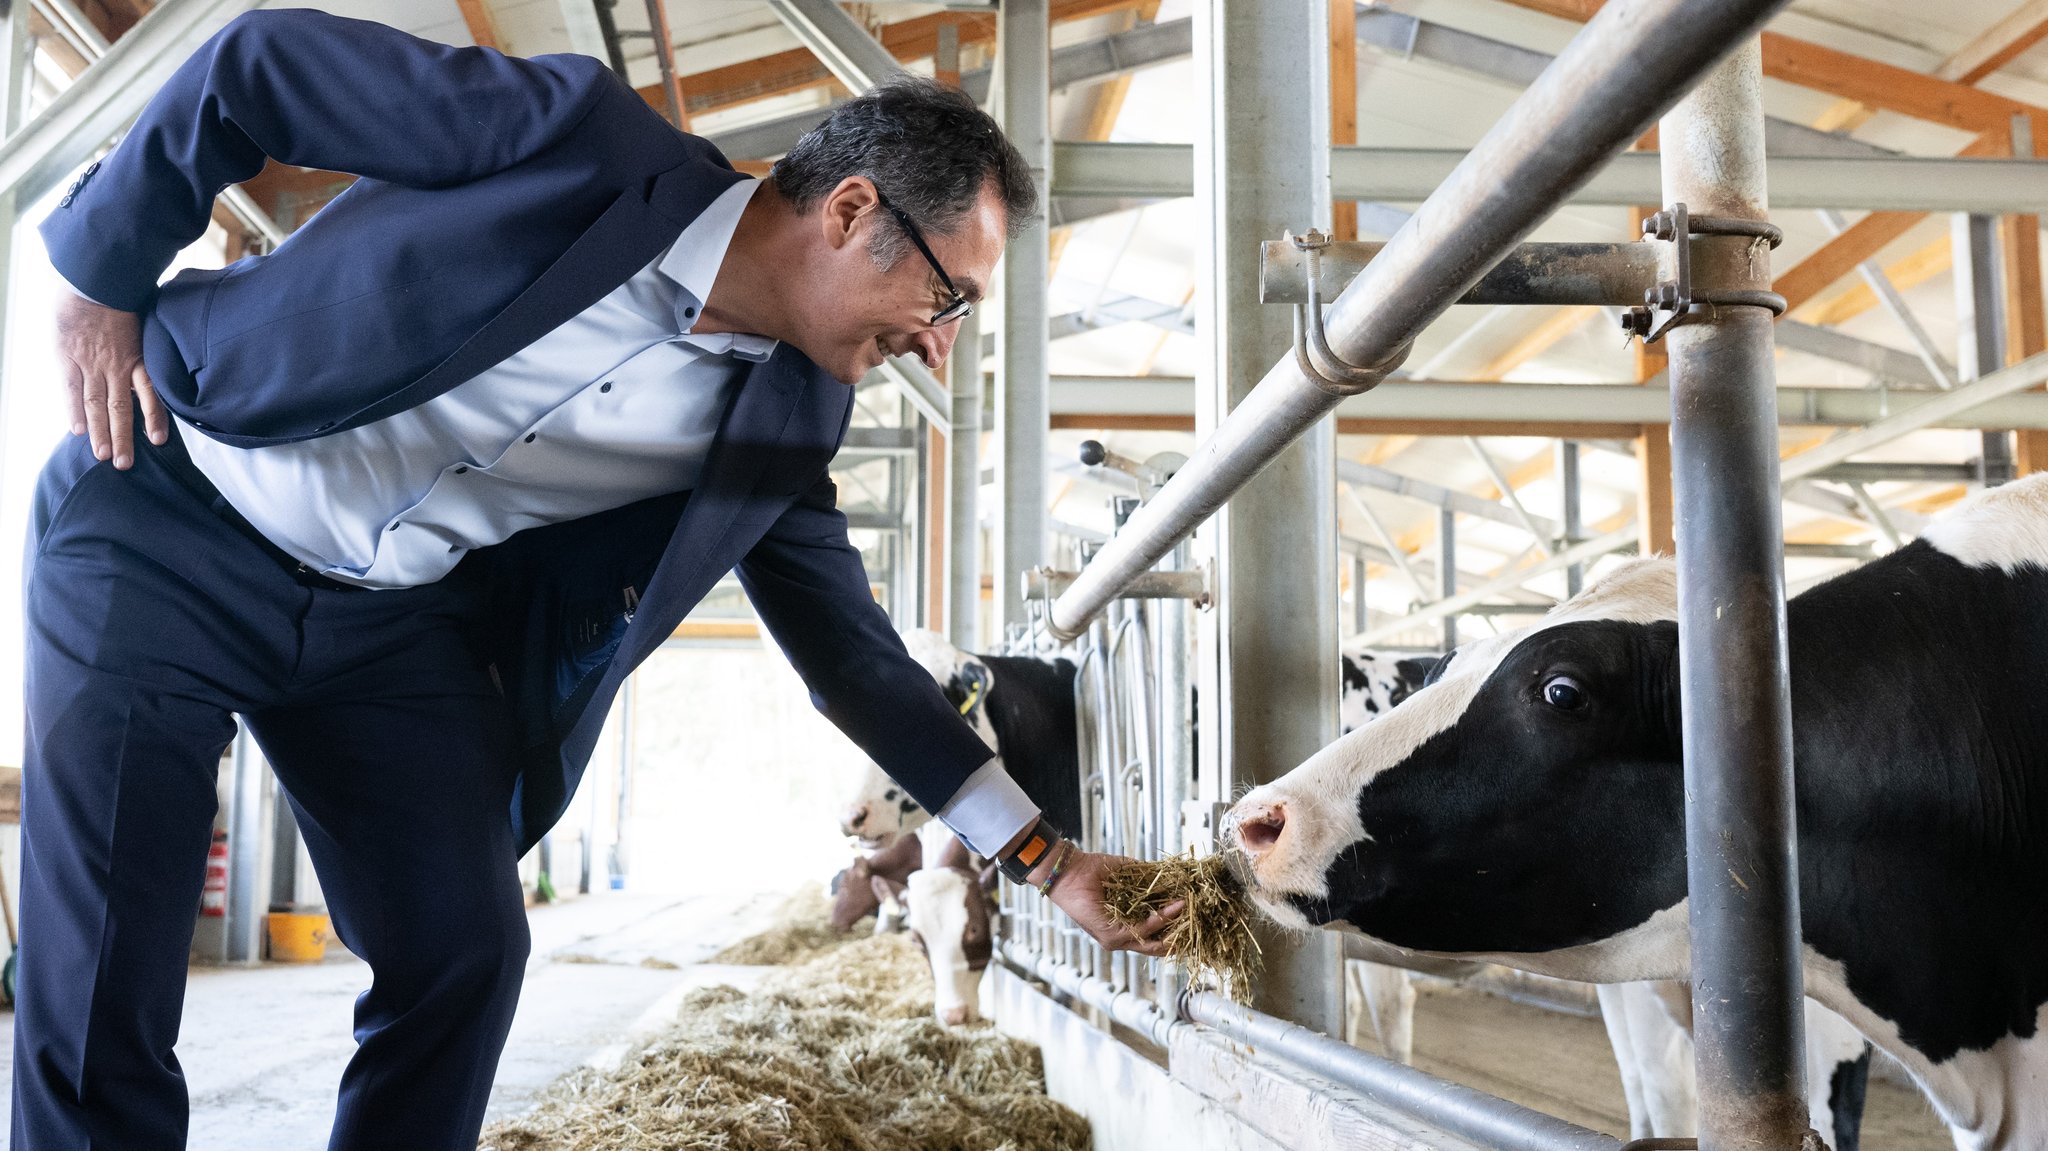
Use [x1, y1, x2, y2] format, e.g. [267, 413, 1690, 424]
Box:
[1228, 560, 1694, 977]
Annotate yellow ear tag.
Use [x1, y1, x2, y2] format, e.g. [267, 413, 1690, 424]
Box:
[956, 680, 983, 717]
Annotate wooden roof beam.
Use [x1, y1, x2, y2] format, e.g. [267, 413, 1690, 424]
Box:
[455, 0, 503, 51]
[1494, 0, 2048, 131]
[1774, 130, 2005, 315]
[655, 0, 1145, 119]
[1944, 0, 2048, 85]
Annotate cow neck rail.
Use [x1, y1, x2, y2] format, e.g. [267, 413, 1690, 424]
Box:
[1042, 0, 1798, 642]
[995, 936, 1627, 1151]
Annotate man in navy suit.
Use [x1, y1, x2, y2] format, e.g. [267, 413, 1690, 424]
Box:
[22, 11, 1172, 1149]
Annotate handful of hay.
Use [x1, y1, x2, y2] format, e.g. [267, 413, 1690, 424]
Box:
[1100, 852, 1262, 1004]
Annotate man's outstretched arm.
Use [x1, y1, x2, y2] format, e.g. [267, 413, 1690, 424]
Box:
[737, 480, 1176, 955]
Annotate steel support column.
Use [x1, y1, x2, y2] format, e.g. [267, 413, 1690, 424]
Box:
[994, 0, 1049, 637]
[1193, 0, 1341, 1035]
[1956, 213, 2014, 486]
[947, 313, 983, 648]
[1662, 40, 1810, 1151]
[1437, 508, 1456, 650]
[1557, 440, 1583, 596]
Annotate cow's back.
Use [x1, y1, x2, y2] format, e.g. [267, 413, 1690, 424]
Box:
[1785, 532, 2048, 1065]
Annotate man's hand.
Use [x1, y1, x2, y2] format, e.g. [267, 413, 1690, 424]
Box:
[56, 292, 166, 469]
[1034, 846, 1183, 957]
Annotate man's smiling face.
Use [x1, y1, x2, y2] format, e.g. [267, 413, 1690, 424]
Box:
[796, 177, 1005, 385]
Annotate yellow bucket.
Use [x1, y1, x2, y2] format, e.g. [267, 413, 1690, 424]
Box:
[266, 911, 332, 963]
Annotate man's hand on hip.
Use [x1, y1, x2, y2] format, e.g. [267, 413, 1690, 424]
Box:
[57, 293, 165, 469]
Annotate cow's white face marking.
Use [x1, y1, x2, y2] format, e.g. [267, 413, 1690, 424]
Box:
[1922, 472, 2048, 575]
[903, 867, 987, 1026]
[840, 763, 930, 846]
[1230, 558, 1680, 924]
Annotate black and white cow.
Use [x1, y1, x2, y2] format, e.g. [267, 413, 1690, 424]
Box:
[1227, 476, 2048, 1150]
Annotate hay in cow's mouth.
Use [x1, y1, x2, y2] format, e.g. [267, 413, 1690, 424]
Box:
[479, 899, 1089, 1151]
[1101, 852, 1262, 1004]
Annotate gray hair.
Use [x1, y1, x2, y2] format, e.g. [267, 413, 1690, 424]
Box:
[770, 76, 1037, 267]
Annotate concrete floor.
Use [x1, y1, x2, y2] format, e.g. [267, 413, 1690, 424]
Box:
[0, 888, 791, 1146]
[1384, 980, 1955, 1149]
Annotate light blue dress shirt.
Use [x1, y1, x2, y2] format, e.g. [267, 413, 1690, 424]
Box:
[179, 177, 774, 590]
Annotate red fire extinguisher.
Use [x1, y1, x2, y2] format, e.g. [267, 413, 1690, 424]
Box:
[201, 830, 229, 918]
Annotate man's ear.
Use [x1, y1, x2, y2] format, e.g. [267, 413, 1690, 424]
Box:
[818, 175, 880, 253]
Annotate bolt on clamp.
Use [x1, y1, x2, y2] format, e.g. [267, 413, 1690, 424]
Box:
[1619, 203, 1788, 345]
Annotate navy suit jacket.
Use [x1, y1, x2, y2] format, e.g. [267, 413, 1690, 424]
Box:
[39, 9, 997, 852]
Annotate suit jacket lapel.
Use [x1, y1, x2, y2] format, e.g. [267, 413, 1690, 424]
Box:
[623, 346, 811, 664]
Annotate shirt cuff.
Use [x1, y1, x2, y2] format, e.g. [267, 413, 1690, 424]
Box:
[56, 273, 109, 308]
[935, 757, 1041, 859]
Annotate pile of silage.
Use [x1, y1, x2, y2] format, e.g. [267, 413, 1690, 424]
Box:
[480, 908, 1089, 1151]
[1101, 851, 1263, 1004]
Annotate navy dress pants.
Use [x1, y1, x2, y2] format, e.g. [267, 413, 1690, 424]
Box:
[13, 428, 531, 1151]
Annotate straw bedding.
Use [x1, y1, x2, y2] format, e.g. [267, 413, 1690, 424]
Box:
[479, 897, 1090, 1151]
[1101, 852, 1263, 1004]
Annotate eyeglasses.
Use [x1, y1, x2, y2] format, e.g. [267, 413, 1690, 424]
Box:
[873, 188, 974, 327]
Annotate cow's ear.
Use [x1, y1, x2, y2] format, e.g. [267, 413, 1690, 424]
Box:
[872, 874, 908, 910]
[977, 861, 1001, 893]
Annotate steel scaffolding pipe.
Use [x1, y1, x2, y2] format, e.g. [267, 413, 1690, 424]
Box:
[1262, 239, 1660, 306]
[1044, 0, 1795, 642]
[1662, 41, 1810, 1150]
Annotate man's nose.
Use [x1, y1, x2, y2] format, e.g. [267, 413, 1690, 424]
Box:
[916, 322, 959, 371]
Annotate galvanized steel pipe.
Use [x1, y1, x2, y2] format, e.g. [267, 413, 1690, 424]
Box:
[1045, 0, 1795, 641]
[1663, 40, 1812, 1151]
[1183, 993, 1623, 1151]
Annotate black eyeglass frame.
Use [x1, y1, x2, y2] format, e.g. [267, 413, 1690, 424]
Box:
[873, 188, 974, 327]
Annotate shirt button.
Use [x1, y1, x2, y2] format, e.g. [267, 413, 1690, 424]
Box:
[683, 306, 697, 319]
[524, 433, 537, 443]
[388, 522, 401, 532]
[454, 465, 469, 474]
[599, 382, 612, 393]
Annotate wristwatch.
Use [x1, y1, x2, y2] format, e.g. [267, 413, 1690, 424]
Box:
[996, 816, 1064, 885]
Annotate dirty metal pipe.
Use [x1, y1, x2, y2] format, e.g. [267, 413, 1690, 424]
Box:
[1261, 239, 1660, 306]
[1045, 0, 1795, 642]
[1183, 993, 1623, 1151]
[1662, 40, 1811, 1151]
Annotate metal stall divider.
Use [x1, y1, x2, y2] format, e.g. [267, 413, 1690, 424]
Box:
[1004, 443, 1196, 1020]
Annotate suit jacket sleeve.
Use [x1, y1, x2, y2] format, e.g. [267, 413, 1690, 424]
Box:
[736, 478, 1001, 815]
[41, 9, 617, 312]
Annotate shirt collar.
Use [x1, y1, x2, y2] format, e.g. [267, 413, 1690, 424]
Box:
[657, 177, 778, 363]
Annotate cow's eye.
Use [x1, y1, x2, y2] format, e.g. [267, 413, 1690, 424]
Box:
[1541, 675, 1586, 711]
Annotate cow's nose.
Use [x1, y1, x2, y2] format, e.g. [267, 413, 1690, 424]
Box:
[1234, 803, 1287, 859]
[841, 805, 868, 835]
[941, 1005, 974, 1026]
